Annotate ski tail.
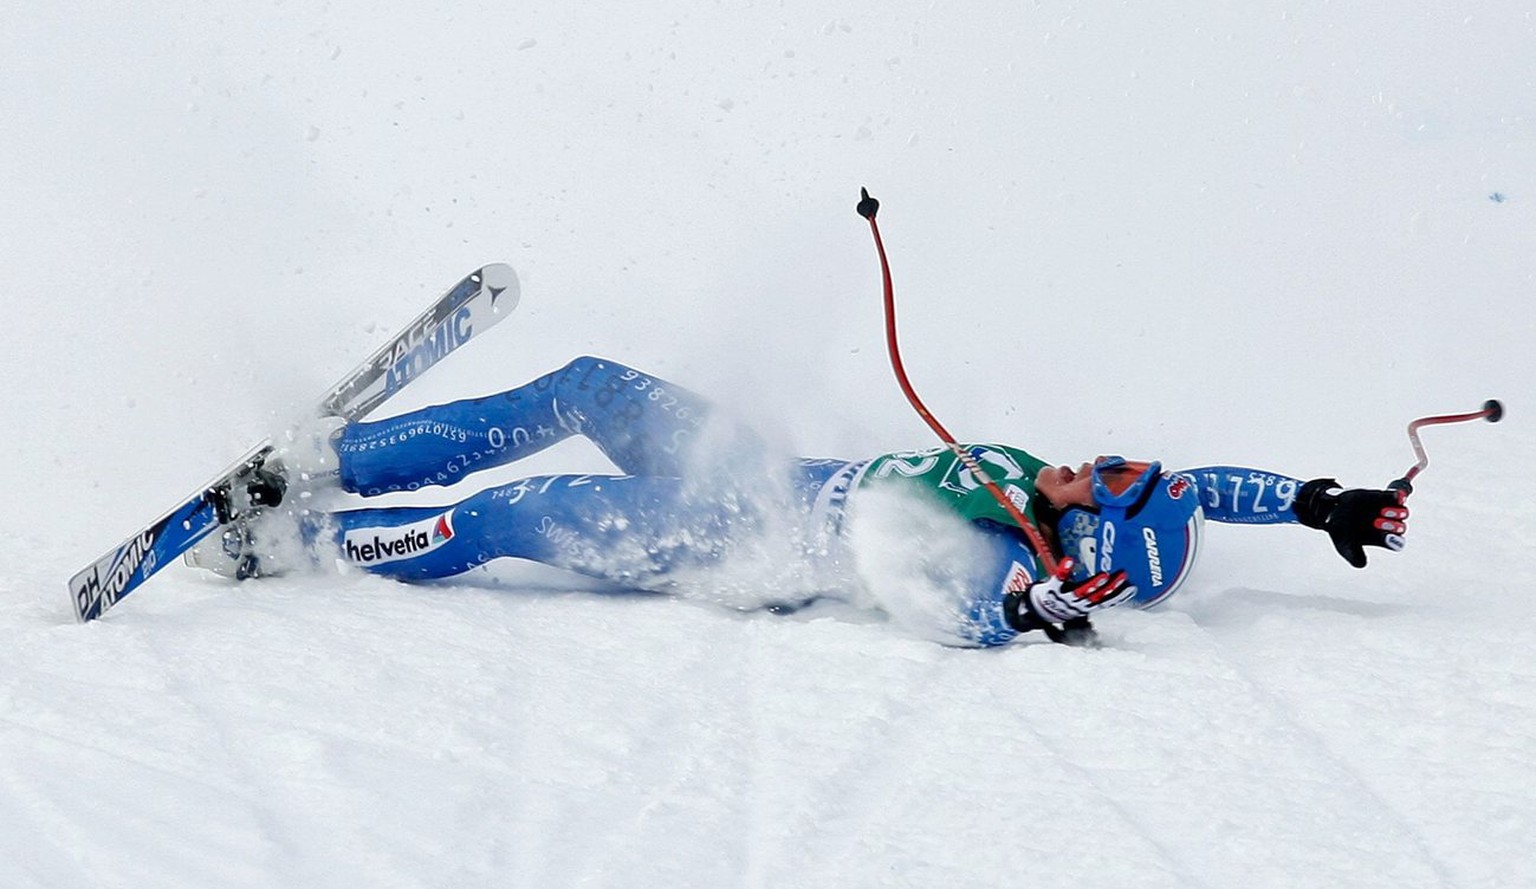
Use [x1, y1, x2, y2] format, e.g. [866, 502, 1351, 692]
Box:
[69, 263, 520, 622]
[321, 262, 519, 420]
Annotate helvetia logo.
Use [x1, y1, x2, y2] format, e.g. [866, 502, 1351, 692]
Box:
[344, 510, 456, 565]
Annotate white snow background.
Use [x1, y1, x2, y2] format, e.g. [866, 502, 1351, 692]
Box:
[2, 2, 1534, 887]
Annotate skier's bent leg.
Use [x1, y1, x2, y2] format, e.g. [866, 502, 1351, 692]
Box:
[335, 356, 766, 495]
[324, 473, 753, 585]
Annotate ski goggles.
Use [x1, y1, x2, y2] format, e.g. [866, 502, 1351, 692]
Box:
[1091, 456, 1162, 508]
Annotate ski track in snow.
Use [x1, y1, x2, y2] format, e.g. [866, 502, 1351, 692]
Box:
[1167, 616, 1452, 886]
[6, 529, 1536, 887]
[5, 0, 1535, 886]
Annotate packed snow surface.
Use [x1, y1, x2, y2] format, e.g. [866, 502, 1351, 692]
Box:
[2, 2, 1533, 886]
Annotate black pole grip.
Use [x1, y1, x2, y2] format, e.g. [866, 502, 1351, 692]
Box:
[857, 187, 879, 219]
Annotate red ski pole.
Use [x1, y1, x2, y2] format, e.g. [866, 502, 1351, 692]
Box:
[1390, 399, 1504, 495]
[856, 188, 1070, 580]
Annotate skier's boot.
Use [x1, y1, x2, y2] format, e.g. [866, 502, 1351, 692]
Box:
[184, 458, 290, 579]
[185, 515, 268, 580]
[184, 417, 345, 580]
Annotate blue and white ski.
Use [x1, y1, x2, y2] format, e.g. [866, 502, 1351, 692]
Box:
[68, 262, 520, 622]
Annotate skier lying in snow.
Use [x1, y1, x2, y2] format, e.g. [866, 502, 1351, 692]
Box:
[187, 356, 1409, 646]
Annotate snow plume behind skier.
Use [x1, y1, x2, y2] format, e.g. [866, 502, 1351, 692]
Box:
[583, 413, 852, 614]
[844, 484, 1020, 646]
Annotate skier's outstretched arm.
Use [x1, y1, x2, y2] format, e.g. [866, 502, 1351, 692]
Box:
[1181, 466, 1409, 568]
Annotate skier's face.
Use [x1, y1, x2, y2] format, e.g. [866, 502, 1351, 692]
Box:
[1035, 461, 1097, 508]
[1038, 457, 1162, 510]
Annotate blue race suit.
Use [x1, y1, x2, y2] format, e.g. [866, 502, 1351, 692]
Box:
[324, 357, 849, 594]
[319, 356, 1307, 645]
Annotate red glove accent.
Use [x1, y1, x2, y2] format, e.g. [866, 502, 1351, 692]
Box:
[1026, 570, 1137, 623]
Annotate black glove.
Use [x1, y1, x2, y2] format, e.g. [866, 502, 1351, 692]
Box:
[1005, 570, 1138, 632]
[1294, 478, 1409, 568]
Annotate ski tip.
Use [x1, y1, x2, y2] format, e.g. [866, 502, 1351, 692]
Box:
[481, 263, 520, 313]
